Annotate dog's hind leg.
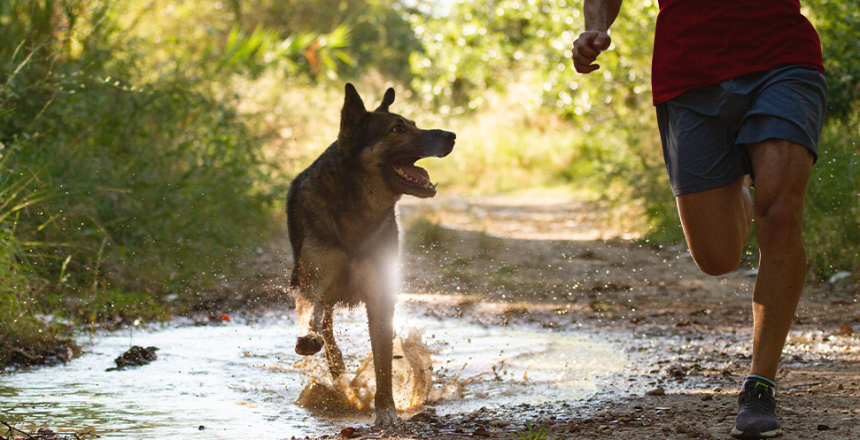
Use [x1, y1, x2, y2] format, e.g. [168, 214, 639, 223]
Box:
[321, 305, 346, 378]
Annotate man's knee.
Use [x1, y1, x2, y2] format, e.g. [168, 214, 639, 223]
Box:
[690, 249, 742, 276]
[754, 200, 804, 251]
[747, 138, 813, 252]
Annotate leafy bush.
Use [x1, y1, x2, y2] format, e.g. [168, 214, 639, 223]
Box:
[0, 0, 284, 356]
[809, 0, 860, 121]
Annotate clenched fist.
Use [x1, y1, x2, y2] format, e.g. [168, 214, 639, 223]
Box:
[572, 31, 612, 73]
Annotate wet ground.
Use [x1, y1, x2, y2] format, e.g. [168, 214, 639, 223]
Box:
[2, 193, 859, 439]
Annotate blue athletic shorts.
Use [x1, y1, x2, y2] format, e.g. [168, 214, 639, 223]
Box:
[656, 65, 827, 196]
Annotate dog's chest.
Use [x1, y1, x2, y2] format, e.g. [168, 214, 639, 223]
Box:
[337, 209, 397, 253]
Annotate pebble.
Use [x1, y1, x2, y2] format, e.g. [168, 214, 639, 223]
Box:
[676, 423, 694, 434]
[472, 427, 491, 437]
[339, 427, 361, 438]
[410, 407, 438, 424]
[676, 423, 711, 439]
[646, 387, 666, 396]
[817, 424, 831, 431]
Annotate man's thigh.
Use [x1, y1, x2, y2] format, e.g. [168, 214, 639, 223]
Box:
[747, 139, 814, 238]
[676, 176, 749, 275]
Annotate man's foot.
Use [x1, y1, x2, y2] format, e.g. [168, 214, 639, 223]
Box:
[732, 378, 782, 439]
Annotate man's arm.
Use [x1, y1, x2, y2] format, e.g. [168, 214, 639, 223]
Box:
[573, 0, 623, 73]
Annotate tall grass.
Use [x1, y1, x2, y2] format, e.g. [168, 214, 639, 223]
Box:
[0, 0, 284, 367]
[0, 155, 53, 366]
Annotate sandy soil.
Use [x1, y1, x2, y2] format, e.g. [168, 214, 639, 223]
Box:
[269, 193, 860, 440]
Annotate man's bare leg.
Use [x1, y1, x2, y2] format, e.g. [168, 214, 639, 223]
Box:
[746, 138, 813, 380]
[677, 138, 812, 379]
[676, 175, 753, 276]
[678, 139, 812, 438]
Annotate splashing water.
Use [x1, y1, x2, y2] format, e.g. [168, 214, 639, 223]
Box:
[295, 331, 434, 412]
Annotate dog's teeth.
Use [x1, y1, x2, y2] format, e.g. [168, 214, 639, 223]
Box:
[394, 166, 433, 187]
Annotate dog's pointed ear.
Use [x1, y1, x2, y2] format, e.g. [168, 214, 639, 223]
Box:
[375, 88, 395, 112]
[341, 83, 367, 127]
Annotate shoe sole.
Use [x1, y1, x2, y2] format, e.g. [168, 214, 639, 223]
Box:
[731, 427, 782, 439]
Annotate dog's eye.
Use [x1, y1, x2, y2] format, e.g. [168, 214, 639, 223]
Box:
[391, 125, 406, 134]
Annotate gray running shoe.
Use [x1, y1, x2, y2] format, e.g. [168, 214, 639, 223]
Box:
[731, 380, 782, 439]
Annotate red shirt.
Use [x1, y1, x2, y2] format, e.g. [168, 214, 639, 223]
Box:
[651, 0, 824, 105]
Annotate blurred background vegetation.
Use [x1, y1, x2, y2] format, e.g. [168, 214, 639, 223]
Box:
[1, 0, 857, 366]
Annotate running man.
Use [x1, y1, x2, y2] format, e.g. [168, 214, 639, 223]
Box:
[572, 1, 826, 438]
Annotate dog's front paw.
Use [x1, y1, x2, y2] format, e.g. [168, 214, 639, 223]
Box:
[373, 407, 400, 429]
[295, 335, 324, 355]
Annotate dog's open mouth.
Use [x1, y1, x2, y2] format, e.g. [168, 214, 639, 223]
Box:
[390, 159, 436, 197]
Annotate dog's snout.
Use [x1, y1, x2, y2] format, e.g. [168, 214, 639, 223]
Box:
[435, 130, 456, 157]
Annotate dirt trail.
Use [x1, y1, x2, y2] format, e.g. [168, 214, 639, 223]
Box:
[274, 193, 859, 440]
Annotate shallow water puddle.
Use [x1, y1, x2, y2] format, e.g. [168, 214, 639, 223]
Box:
[1, 301, 625, 439]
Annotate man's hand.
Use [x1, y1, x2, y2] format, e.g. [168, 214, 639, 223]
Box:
[572, 31, 612, 73]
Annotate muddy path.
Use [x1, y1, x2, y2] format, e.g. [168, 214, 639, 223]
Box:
[325, 194, 860, 440]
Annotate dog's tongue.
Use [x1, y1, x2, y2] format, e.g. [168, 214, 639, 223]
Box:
[395, 164, 431, 184]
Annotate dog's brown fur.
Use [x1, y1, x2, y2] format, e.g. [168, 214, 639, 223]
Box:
[286, 84, 454, 426]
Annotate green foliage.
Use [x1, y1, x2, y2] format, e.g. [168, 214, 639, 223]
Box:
[805, 122, 860, 275]
[809, 0, 860, 121]
[0, 155, 53, 362]
[0, 0, 283, 355]
[228, 0, 421, 82]
[410, 0, 656, 120]
[200, 23, 356, 81]
[514, 422, 556, 440]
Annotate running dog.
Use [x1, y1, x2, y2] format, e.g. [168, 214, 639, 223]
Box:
[286, 83, 455, 426]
